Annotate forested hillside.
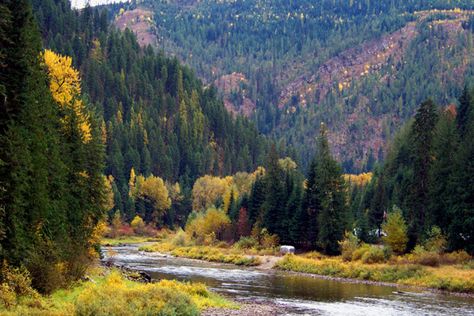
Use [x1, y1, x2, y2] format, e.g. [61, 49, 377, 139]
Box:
[32, 0, 269, 223]
[0, 0, 105, 292]
[115, 0, 474, 171]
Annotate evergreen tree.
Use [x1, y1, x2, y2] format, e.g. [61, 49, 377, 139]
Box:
[262, 144, 286, 239]
[456, 86, 472, 138]
[247, 171, 265, 226]
[368, 171, 386, 237]
[447, 91, 474, 254]
[287, 180, 305, 246]
[306, 124, 348, 254]
[407, 99, 438, 247]
[0, 1, 105, 293]
[428, 108, 458, 232]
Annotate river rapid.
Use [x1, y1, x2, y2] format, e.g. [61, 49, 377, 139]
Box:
[102, 244, 474, 316]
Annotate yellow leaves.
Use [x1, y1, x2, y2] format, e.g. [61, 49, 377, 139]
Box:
[44, 50, 81, 106]
[131, 215, 145, 234]
[338, 82, 344, 92]
[344, 172, 373, 186]
[185, 207, 230, 243]
[103, 175, 115, 211]
[192, 175, 231, 211]
[136, 175, 171, 218]
[43, 49, 92, 143]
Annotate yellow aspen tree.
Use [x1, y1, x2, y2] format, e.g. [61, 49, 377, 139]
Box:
[43, 49, 92, 142]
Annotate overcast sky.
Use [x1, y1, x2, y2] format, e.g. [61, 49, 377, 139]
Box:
[70, 0, 131, 9]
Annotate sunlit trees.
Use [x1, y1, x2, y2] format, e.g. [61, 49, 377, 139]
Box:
[131, 216, 145, 235]
[132, 175, 171, 225]
[185, 207, 230, 243]
[192, 175, 231, 211]
[43, 49, 92, 143]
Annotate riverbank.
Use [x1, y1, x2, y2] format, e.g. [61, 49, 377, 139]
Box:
[275, 254, 474, 295]
[0, 265, 237, 315]
[136, 237, 474, 295]
[203, 302, 285, 316]
[139, 242, 265, 266]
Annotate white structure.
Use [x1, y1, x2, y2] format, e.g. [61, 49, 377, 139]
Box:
[279, 245, 295, 255]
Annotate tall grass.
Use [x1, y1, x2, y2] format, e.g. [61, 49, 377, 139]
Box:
[140, 242, 261, 266]
[275, 254, 474, 293]
[0, 268, 237, 315]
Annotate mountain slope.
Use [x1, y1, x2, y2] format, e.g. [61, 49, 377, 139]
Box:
[113, 0, 474, 171]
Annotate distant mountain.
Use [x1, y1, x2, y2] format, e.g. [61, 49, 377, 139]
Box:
[111, 0, 474, 172]
[70, 0, 130, 9]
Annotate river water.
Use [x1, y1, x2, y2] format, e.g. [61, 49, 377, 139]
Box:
[102, 244, 474, 316]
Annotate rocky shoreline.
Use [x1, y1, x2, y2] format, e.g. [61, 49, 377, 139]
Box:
[203, 302, 286, 316]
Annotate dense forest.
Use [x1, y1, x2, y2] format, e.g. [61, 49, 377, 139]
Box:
[31, 0, 271, 224]
[118, 0, 474, 171]
[190, 90, 474, 255]
[0, 0, 473, 303]
[0, 0, 105, 292]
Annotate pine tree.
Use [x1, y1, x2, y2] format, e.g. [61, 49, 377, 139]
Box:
[304, 158, 320, 248]
[447, 91, 474, 254]
[262, 144, 286, 239]
[456, 86, 471, 138]
[307, 124, 348, 254]
[428, 108, 458, 232]
[368, 171, 386, 237]
[287, 180, 305, 246]
[408, 99, 438, 247]
[0, 0, 105, 293]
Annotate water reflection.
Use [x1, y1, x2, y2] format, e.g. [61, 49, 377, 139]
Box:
[103, 245, 474, 315]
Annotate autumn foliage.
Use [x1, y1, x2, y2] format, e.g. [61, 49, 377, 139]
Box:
[43, 49, 92, 142]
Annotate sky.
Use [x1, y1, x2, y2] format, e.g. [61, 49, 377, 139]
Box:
[70, 0, 131, 9]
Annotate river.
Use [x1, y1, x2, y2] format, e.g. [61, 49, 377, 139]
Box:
[102, 244, 474, 316]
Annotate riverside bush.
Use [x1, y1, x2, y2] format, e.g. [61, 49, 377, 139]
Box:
[234, 237, 258, 250]
[171, 246, 260, 266]
[352, 243, 371, 261]
[74, 271, 235, 316]
[361, 246, 386, 264]
[409, 246, 440, 267]
[1, 268, 236, 315]
[339, 231, 359, 262]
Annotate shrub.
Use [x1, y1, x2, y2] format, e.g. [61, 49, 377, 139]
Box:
[172, 229, 190, 247]
[424, 226, 446, 254]
[382, 207, 408, 254]
[302, 251, 325, 260]
[409, 246, 440, 267]
[339, 231, 359, 262]
[260, 228, 279, 249]
[352, 243, 371, 261]
[131, 216, 146, 235]
[0, 283, 16, 309]
[234, 237, 258, 250]
[361, 246, 386, 264]
[185, 208, 230, 243]
[0, 263, 41, 310]
[442, 250, 471, 265]
[74, 272, 199, 316]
